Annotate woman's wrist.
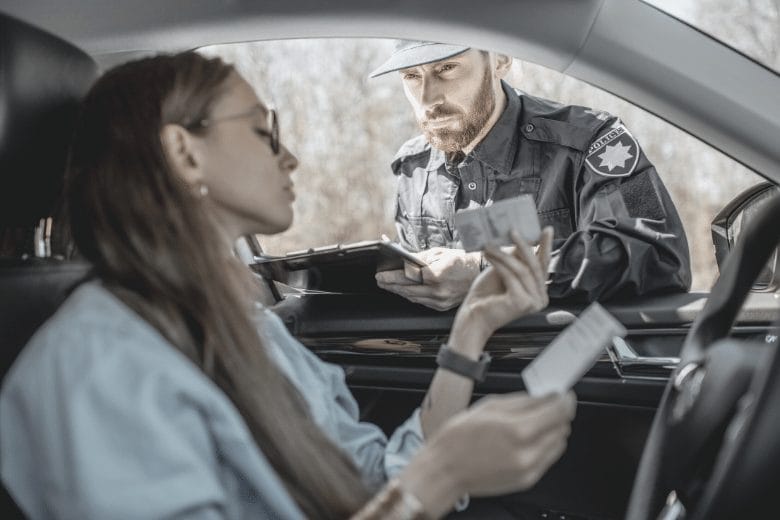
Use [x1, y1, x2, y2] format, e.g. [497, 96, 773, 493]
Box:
[449, 308, 492, 359]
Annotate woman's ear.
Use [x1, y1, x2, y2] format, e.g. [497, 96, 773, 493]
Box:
[160, 124, 203, 187]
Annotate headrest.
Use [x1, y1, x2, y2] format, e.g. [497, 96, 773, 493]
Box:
[0, 14, 98, 227]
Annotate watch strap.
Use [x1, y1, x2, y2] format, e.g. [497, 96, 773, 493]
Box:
[436, 344, 491, 383]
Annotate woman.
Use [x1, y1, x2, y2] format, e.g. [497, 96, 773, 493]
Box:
[0, 52, 574, 519]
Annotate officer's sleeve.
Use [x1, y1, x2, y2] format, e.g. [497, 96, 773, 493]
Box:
[547, 121, 691, 301]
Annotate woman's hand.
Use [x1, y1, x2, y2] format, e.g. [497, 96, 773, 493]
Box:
[453, 226, 554, 342]
[438, 391, 575, 497]
[399, 391, 577, 518]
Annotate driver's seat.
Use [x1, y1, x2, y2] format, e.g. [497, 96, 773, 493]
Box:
[0, 13, 97, 378]
[0, 12, 98, 517]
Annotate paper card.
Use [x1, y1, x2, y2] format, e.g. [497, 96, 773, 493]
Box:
[521, 303, 627, 397]
[453, 195, 541, 252]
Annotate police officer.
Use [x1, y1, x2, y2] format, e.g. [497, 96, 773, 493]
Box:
[371, 41, 691, 310]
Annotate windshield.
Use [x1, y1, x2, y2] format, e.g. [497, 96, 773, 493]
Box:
[644, 0, 779, 73]
[200, 37, 765, 291]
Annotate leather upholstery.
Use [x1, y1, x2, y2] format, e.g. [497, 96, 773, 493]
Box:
[0, 259, 92, 378]
[0, 13, 97, 383]
[0, 14, 97, 227]
[0, 14, 97, 514]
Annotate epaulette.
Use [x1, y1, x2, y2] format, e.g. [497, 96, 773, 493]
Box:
[519, 91, 614, 134]
[517, 92, 619, 152]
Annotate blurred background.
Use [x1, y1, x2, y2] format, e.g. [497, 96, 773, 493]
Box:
[200, 0, 778, 291]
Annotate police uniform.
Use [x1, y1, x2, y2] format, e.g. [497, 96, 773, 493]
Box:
[392, 81, 691, 301]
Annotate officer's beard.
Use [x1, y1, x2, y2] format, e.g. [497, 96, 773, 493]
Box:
[420, 68, 496, 153]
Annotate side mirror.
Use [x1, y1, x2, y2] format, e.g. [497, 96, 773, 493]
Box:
[711, 182, 780, 292]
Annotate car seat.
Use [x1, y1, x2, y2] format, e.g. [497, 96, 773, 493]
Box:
[0, 13, 97, 380]
[0, 12, 97, 517]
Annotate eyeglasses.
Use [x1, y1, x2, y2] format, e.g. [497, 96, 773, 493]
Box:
[189, 106, 280, 155]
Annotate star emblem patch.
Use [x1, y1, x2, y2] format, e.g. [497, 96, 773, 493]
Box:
[585, 125, 639, 177]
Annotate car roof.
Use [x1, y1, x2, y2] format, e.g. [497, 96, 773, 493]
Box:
[4, 0, 779, 183]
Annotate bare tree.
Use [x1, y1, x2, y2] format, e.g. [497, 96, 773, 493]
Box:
[694, 0, 779, 71]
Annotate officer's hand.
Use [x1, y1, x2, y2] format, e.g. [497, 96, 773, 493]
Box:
[456, 227, 553, 335]
[375, 248, 481, 311]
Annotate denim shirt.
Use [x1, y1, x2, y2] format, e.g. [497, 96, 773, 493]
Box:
[0, 282, 424, 519]
[393, 81, 691, 300]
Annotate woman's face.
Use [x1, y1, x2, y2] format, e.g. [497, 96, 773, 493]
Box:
[196, 73, 298, 239]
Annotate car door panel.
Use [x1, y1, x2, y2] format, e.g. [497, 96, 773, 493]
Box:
[274, 290, 779, 519]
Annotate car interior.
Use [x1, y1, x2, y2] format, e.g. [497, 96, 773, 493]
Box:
[1, 1, 779, 519]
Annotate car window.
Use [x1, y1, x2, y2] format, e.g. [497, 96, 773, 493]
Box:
[643, 0, 779, 74]
[200, 38, 765, 292]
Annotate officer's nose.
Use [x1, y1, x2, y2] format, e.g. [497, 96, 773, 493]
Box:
[419, 76, 445, 111]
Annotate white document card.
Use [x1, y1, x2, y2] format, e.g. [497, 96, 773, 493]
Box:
[453, 194, 541, 252]
[521, 303, 627, 397]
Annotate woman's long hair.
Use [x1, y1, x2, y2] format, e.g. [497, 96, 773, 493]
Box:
[66, 52, 371, 518]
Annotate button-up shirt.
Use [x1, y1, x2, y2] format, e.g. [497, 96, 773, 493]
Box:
[392, 81, 691, 300]
[1, 282, 424, 519]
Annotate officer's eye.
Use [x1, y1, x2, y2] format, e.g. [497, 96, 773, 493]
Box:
[402, 72, 421, 81]
[438, 63, 458, 73]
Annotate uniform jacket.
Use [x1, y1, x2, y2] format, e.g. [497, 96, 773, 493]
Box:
[392, 81, 691, 300]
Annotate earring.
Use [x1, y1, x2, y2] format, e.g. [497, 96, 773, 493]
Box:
[198, 183, 209, 197]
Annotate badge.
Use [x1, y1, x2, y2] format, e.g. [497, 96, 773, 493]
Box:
[585, 124, 639, 177]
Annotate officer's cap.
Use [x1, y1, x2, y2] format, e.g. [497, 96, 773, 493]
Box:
[368, 40, 470, 78]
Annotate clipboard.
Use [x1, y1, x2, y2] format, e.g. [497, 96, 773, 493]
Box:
[250, 240, 426, 293]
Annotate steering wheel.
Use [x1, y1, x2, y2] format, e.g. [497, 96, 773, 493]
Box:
[625, 195, 780, 520]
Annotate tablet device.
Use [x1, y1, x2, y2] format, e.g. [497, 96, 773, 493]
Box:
[250, 240, 426, 293]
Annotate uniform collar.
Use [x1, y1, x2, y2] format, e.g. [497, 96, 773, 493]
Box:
[470, 80, 521, 175]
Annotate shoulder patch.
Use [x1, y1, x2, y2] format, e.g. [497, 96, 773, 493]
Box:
[585, 124, 639, 177]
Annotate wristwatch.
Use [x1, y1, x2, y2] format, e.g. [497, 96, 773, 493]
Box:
[436, 344, 492, 383]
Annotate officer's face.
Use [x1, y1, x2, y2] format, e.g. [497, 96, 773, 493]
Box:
[399, 50, 499, 152]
